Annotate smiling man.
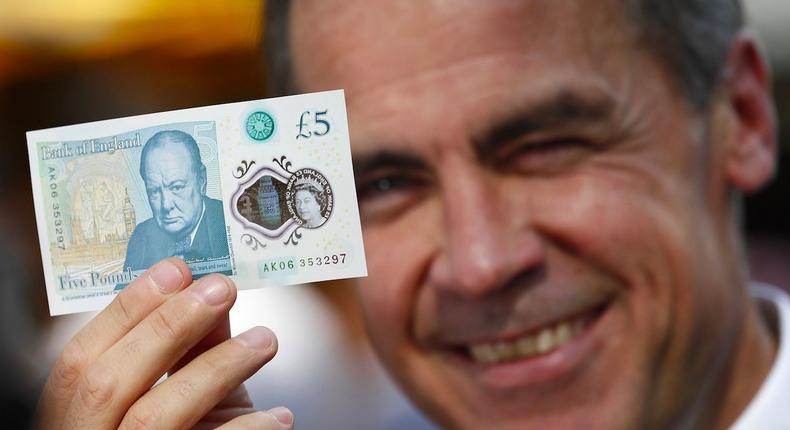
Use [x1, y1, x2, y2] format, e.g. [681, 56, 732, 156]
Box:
[266, 0, 787, 428]
[37, 1, 788, 429]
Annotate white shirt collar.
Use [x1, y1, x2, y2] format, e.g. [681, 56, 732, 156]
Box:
[731, 283, 790, 430]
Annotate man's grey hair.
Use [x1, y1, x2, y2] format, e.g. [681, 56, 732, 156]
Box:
[264, 0, 743, 109]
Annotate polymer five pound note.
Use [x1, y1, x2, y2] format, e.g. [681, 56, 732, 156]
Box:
[28, 90, 367, 315]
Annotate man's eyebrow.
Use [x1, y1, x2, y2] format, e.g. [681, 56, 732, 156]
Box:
[474, 89, 617, 159]
[162, 179, 187, 187]
[352, 150, 428, 180]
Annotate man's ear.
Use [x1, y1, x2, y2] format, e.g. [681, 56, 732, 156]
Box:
[200, 164, 207, 195]
[723, 32, 778, 193]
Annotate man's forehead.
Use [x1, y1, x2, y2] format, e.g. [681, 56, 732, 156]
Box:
[288, 0, 662, 168]
[144, 142, 193, 175]
[146, 141, 191, 165]
[290, 0, 636, 95]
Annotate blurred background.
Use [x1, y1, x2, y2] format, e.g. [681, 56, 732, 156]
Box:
[0, 0, 788, 428]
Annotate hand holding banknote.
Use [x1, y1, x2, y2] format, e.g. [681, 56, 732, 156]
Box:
[29, 91, 364, 428]
[37, 258, 294, 429]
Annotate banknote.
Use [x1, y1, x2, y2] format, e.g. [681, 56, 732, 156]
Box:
[27, 90, 367, 315]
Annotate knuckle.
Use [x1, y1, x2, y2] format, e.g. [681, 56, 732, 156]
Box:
[200, 353, 226, 379]
[120, 403, 162, 430]
[78, 366, 118, 411]
[171, 378, 198, 400]
[54, 340, 90, 390]
[111, 292, 137, 331]
[149, 307, 186, 342]
[123, 336, 144, 355]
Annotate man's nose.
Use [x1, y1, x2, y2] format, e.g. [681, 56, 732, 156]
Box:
[161, 189, 176, 211]
[427, 162, 546, 299]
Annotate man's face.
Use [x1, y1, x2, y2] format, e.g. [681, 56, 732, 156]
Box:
[143, 142, 205, 239]
[292, 1, 751, 428]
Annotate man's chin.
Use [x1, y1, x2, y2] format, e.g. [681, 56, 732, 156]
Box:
[158, 220, 187, 236]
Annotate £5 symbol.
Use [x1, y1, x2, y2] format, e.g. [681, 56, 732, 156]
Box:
[296, 110, 331, 139]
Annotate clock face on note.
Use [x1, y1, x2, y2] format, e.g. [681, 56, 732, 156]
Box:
[245, 111, 275, 141]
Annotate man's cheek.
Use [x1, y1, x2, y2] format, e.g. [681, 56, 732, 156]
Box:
[149, 196, 160, 215]
[362, 241, 406, 321]
[362, 226, 428, 325]
[528, 179, 685, 333]
[530, 173, 682, 273]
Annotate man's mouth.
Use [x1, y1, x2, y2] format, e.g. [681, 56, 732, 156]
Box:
[462, 304, 606, 365]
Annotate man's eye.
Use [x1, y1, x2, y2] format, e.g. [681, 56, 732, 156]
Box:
[364, 177, 394, 194]
[170, 184, 186, 192]
[356, 174, 430, 222]
[505, 139, 590, 174]
[357, 175, 416, 199]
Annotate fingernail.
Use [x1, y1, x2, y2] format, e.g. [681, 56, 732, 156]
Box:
[148, 259, 183, 294]
[267, 407, 293, 426]
[236, 326, 275, 351]
[191, 275, 230, 305]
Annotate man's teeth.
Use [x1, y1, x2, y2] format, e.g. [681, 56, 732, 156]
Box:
[468, 318, 587, 364]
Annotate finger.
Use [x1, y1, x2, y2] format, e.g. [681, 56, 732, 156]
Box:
[63, 273, 236, 430]
[38, 258, 191, 428]
[119, 326, 278, 430]
[215, 408, 294, 430]
[169, 313, 231, 375]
